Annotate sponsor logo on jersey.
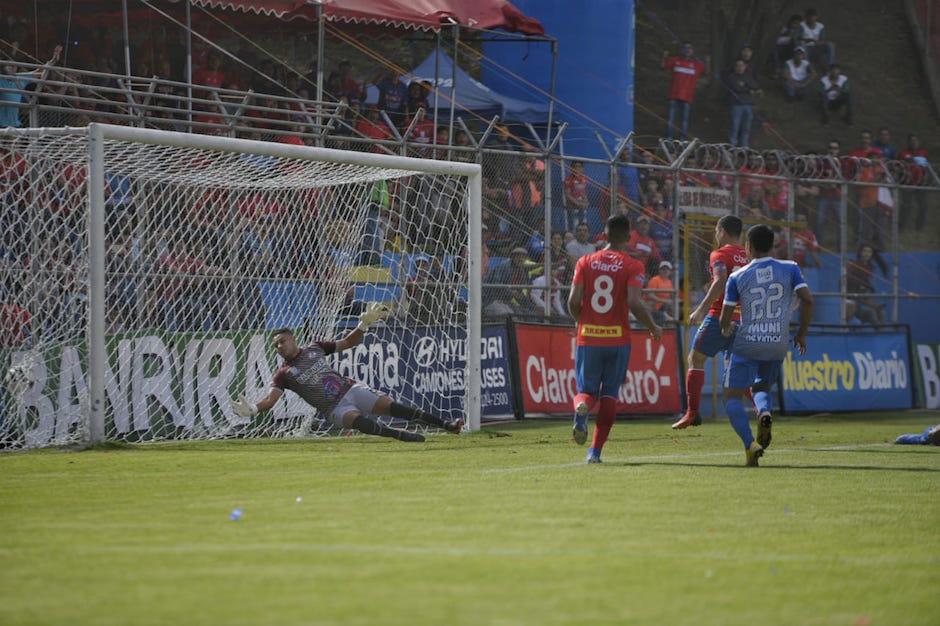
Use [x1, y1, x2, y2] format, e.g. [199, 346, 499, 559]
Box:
[580, 324, 623, 338]
[590, 257, 623, 273]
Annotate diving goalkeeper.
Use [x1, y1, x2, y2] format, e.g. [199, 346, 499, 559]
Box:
[231, 303, 463, 441]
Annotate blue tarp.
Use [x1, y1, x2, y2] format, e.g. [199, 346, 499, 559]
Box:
[406, 50, 549, 123]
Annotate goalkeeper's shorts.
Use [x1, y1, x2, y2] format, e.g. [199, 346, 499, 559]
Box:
[330, 383, 382, 426]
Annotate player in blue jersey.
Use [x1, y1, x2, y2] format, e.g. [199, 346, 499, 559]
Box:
[720, 224, 814, 466]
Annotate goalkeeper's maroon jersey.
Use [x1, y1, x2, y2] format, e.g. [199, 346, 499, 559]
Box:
[271, 342, 355, 416]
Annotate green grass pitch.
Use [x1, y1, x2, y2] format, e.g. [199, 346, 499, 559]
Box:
[1, 412, 938, 626]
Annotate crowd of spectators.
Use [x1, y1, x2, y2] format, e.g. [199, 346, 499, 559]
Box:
[0, 8, 935, 337]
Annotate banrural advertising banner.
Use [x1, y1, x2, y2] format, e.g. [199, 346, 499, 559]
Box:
[780, 329, 913, 412]
[513, 323, 681, 415]
[1, 324, 515, 446]
[914, 343, 940, 409]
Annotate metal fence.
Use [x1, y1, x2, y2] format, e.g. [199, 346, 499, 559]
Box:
[3, 60, 940, 332]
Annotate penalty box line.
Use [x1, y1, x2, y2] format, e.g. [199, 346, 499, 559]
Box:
[482, 443, 896, 474]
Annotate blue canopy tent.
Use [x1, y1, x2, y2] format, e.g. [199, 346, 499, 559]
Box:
[405, 50, 549, 124]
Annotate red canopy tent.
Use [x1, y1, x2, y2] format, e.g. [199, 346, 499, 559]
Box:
[190, 0, 544, 34]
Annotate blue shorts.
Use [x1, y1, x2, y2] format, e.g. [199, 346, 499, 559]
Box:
[575, 345, 632, 398]
[692, 315, 734, 358]
[724, 353, 781, 391]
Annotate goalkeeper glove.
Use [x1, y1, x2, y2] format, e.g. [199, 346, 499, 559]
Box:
[231, 394, 258, 418]
[357, 302, 391, 332]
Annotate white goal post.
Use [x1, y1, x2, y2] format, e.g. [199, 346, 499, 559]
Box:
[0, 123, 482, 449]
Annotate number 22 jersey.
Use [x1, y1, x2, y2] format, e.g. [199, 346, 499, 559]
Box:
[572, 249, 645, 347]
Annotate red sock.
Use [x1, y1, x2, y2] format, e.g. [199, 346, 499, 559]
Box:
[573, 393, 597, 413]
[591, 396, 617, 451]
[686, 369, 705, 415]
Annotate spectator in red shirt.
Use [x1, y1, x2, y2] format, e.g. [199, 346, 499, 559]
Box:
[792, 214, 821, 267]
[193, 52, 225, 111]
[564, 160, 589, 231]
[355, 106, 392, 153]
[899, 134, 930, 230]
[329, 60, 364, 104]
[661, 42, 709, 140]
[627, 216, 660, 273]
[815, 139, 843, 238]
[848, 129, 881, 159]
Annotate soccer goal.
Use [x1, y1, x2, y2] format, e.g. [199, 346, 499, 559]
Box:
[0, 124, 482, 449]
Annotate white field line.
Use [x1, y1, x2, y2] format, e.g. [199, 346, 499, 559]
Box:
[481, 443, 897, 474]
[1, 539, 936, 567]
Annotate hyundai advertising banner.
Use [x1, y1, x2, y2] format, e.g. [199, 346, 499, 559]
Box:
[780, 330, 914, 412]
[362, 324, 516, 420]
[513, 323, 681, 415]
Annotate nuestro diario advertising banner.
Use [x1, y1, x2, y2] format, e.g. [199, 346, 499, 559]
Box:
[780, 329, 914, 412]
[513, 323, 681, 415]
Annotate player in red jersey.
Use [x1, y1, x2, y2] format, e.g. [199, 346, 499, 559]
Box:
[567, 214, 662, 463]
[672, 215, 749, 429]
[230, 303, 463, 440]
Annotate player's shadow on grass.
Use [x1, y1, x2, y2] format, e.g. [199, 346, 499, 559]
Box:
[804, 447, 939, 455]
[611, 461, 940, 473]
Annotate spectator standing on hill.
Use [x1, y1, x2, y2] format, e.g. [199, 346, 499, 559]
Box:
[783, 47, 815, 100]
[872, 127, 897, 161]
[899, 134, 930, 231]
[799, 8, 835, 70]
[566, 222, 596, 261]
[725, 60, 761, 148]
[849, 130, 881, 159]
[661, 42, 708, 140]
[773, 14, 804, 77]
[819, 65, 851, 125]
[564, 160, 590, 231]
[737, 45, 757, 81]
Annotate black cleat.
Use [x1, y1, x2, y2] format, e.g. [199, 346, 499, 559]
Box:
[756, 411, 773, 449]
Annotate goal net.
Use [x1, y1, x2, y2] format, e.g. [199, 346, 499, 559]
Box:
[0, 124, 481, 450]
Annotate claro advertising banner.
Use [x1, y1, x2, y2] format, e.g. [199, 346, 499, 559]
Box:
[780, 329, 914, 412]
[513, 323, 681, 415]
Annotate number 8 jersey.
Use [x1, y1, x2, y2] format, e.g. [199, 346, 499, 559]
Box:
[572, 249, 646, 347]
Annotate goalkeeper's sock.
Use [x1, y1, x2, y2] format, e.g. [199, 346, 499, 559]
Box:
[590, 396, 617, 452]
[389, 402, 448, 428]
[573, 392, 596, 414]
[352, 415, 424, 442]
[725, 398, 754, 449]
[685, 369, 705, 414]
[752, 390, 772, 415]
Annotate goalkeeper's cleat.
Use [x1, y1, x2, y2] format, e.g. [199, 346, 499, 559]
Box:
[756, 411, 773, 448]
[585, 447, 602, 464]
[745, 441, 764, 467]
[395, 430, 426, 443]
[572, 401, 589, 445]
[894, 433, 926, 445]
[671, 411, 702, 430]
[442, 418, 464, 434]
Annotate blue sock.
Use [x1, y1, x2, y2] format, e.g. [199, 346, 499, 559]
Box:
[753, 390, 772, 414]
[726, 398, 754, 449]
